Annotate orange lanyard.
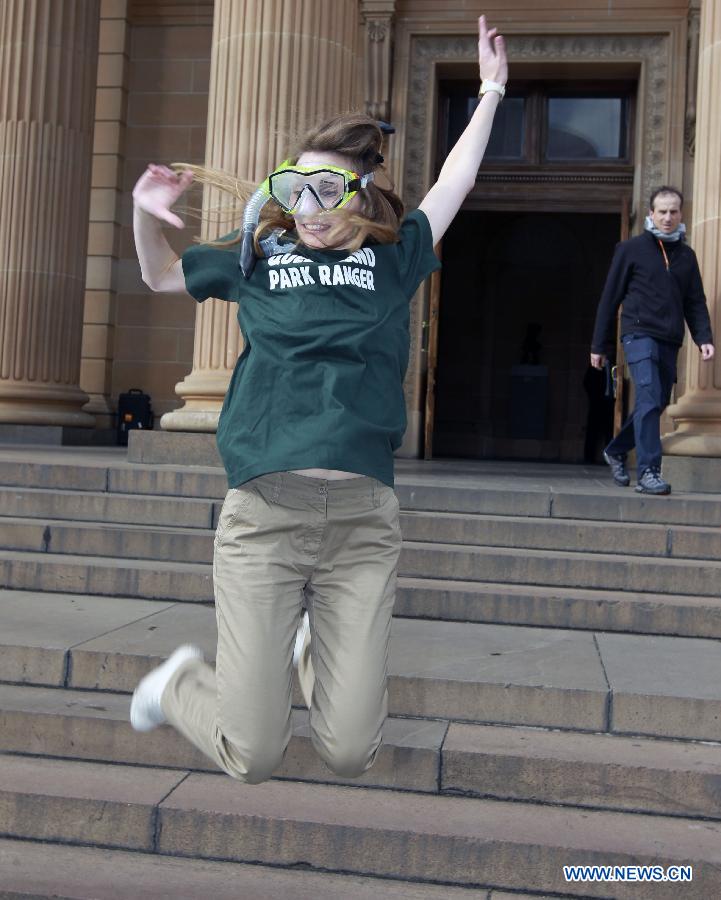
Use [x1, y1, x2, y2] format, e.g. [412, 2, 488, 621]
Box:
[657, 239, 670, 271]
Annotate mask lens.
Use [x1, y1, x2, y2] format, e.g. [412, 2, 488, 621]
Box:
[310, 172, 346, 209]
[269, 168, 348, 212]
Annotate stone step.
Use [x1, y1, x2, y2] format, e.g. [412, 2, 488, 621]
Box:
[0, 455, 118, 492]
[0, 838, 493, 900]
[400, 541, 721, 597]
[441, 722, 721, 820]
[5, 511, 721, 562]
[395, 577, 721, 639]
[3, 547, 721, 638]
[0, 485, 214, 529]
[0, 683, 444, 794]
[3, 532, 721, 603]
[394, 479, 721, 527]
[4, 681, 720, 822]
[0, 754, 717, 897]
[4, 591, 721, 740]
[400, 511, 721, 560]
[0, 549, 214, 601]
[1, 517, 215, 564]
[2, 463, 721, 529]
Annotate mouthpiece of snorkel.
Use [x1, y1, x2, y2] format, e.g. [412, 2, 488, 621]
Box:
[239, 180, 270, 278]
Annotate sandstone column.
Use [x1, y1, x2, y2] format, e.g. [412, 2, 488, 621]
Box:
[162, 0, 360, 431]
[0, 0, 100, 426]
[664, 0, 721, 456]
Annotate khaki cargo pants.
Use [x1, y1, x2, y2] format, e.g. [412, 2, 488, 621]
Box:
[161, 471, 402, 783]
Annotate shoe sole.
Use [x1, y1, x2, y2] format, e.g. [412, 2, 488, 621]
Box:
[635, 485, 672, 495]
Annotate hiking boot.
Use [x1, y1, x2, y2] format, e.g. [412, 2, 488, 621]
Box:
[130, 644, 204, 732]
[603, 450, 630, 487]
[635, 467, 671, 495]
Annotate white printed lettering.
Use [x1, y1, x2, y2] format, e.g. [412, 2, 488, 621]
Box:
[318, 265, 331, 285]
[288, 267, 303, 287]
[269, 270, 280, 289]
[279, 268, 292, 289]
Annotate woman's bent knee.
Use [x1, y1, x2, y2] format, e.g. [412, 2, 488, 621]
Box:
[217, 736, 287, 784]
[314, 738, 380, 779]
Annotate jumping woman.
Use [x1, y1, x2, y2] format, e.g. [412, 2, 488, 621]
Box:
[129, 16, 507, 783]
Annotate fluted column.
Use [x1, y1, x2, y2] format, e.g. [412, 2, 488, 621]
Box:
[664, 0, 721, 455]
[0, 0, 100, 426]
[162, 0, 361, 431]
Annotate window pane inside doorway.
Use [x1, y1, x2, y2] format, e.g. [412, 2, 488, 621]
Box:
[546, 97, 626, 159]
[449, 95, 525, 159]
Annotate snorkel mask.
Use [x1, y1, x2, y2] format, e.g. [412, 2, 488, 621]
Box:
[239, 160, 375, 278]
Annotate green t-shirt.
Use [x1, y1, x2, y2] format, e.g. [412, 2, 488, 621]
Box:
[182, 209, 441, 487]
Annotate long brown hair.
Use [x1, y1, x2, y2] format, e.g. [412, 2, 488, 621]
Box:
[173, 112, 403, 254]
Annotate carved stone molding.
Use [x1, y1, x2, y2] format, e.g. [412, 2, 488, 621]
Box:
[398, 31, 674, 447]
[476, 173, 634, 185]
[360, 1, 396, 121]
[403, 32, 670, 212]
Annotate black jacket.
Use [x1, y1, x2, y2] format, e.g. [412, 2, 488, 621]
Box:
[591, 231, 713, 355]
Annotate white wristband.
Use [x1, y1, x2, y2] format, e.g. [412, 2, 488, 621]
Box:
[479, 79, 506, 100]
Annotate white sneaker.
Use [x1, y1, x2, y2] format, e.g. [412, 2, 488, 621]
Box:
[293, 611, 314, 708]
[130, 644, 204, 732]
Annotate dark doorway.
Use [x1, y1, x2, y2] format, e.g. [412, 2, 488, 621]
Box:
[432, 211, 619, 462]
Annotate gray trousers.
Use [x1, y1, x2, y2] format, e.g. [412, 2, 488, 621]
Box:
[161, 471, 402, 783]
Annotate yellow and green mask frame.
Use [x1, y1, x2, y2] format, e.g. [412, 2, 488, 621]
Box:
[267, 159, 374, 214]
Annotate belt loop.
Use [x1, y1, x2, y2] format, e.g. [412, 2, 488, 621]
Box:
[372, 480, 379, 508]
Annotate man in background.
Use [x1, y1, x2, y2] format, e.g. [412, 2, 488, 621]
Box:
[590, 186, 714, 495]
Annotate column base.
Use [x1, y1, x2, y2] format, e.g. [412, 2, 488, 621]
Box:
[0, 384, 95, 428]
[0, 406, 95, 428]
[661, 455, 721, 493]
[662, 430, 721, 457]
[127, 429, 222, 467]
[162, 370, 231, 433]
[160, 408, 220, 432]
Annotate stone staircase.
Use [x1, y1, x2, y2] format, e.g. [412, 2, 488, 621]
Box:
[1, 447, 721, 898]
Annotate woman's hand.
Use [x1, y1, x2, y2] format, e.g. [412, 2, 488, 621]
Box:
[478, 15, 507, 86]
[132, 164, 194, 229]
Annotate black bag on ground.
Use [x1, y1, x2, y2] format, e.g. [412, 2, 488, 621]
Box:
[117, 388, 154, 446]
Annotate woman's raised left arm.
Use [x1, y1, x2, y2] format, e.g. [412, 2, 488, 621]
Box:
[419, 15, 508, 245]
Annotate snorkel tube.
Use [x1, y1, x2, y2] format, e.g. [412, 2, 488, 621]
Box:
[239, 177, 270, 278]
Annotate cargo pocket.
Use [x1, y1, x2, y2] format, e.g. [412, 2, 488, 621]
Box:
[214, 487, 256, 550]
[623, 337, 658, 388]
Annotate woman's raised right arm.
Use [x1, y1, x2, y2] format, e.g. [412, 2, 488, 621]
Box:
[132, 164, 194, 293]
